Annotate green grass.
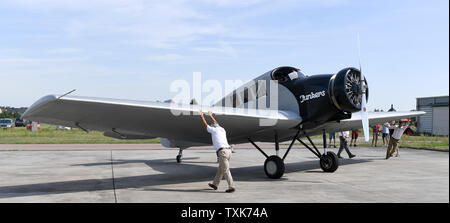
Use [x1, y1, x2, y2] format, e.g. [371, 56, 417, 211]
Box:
[0, 124, 160, 144]
[0, 125, 448, 151]
[397, 135, 449, 151]
[305, 131, 448, 151]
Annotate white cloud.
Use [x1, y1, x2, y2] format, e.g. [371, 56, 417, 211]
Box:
[146, 53, 184, 61]
[192, 41, 238, 59]
[48, 48, 82, 54]
[200, 0, 267, 7]
[1, 0, 288, 50]
[0, 57, 88, 63]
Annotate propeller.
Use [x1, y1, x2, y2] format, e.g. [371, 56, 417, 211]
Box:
[358, 33, 370, 142]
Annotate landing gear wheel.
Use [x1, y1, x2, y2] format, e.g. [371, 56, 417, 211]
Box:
[176, 155, 182, 163]
[264, 155, 285, 179]
[320, 151, 339, 172]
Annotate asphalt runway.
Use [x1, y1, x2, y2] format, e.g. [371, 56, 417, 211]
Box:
[0, 144, 448, 203]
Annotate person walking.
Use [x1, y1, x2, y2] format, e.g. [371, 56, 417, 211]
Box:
[384, 120, 409, 159]
[329, 132, 336, 148]
[337, 130, 355, 159]
[371, 124, 381, 147]
[200, 111, 235, 193]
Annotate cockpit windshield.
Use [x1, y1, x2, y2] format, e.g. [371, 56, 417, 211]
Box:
[271, 66, 306, 83]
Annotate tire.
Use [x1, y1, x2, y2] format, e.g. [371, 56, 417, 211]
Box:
[176, 155, 182, 163]
[320, 151, 339, 172]
[264, 155, 285, 179]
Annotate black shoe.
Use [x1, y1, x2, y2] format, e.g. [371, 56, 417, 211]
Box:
[225, 188, 235, 193]
[208, 183, 217, 190]
[349, 154, 356, 159]
[338, 155, 343, 158]
[334, 145, 336, 148]
[354, 144, 357, 147]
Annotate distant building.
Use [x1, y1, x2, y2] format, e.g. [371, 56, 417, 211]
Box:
[416, 96, 449, 136]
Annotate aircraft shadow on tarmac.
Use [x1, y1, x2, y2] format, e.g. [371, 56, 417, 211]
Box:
[0, 157, 371, 198]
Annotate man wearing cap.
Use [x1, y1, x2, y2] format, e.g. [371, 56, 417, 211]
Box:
[200, 110, 235, 193]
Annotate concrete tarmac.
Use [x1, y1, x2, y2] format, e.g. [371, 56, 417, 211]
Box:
[0, 144, 448, 203]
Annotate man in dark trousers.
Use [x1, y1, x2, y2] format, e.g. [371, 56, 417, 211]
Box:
[200, 110, 235, 193]
[337, 130, 356, 159]
[384, 120, 409, 159]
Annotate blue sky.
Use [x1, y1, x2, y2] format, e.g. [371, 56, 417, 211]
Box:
[0, 0, 448, 111]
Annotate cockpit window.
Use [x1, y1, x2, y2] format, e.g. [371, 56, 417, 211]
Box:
[288, 71, 298, 80]
[271, 66, 304, 83]
[298, 70, 307, 77]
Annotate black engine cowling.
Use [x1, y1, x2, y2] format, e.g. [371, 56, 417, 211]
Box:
[329, 67, 368, 113]
[275, 67, 368, 128]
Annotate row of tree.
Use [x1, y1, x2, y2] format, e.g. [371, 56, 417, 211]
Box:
[0, 109, 22, 119]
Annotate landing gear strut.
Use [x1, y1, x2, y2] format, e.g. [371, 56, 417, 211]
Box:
[248, 129, 339, 179]
[296, 132, 339, 173]
[176, 147, 186, 163]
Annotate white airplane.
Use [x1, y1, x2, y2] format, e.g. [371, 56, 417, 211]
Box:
[22, 66, 424, 179]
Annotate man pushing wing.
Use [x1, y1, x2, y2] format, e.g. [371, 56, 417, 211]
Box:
[199, 111, 236, 193]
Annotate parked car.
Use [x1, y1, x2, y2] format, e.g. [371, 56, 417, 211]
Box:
[0, 118, 14, 128]
[15, 118, 26, 127]
[26, 121, 41, 130]
[56, 125, 71, 130]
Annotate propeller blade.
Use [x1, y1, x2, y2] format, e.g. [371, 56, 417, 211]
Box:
[361, 89, 370, 141]
[358, 33, 370, 141]
[357, 33, 362, 73]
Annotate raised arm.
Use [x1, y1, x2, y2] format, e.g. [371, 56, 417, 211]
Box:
[199, 111, 208, 128]
[208, 111, 218, 124]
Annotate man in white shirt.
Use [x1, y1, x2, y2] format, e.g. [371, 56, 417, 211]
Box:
[337, 131, 355, 159]
[383, 120, 409, 159]
[200, 111, 235, 193]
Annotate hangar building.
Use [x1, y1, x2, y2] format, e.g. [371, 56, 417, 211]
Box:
[416, 96, 449, 136]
